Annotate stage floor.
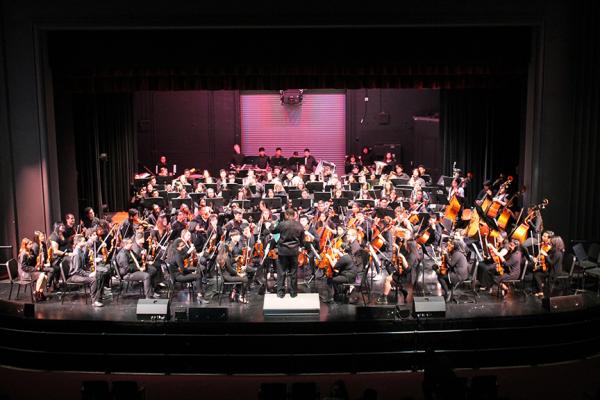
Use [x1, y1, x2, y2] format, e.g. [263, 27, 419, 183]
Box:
[0, 269, 594, 324]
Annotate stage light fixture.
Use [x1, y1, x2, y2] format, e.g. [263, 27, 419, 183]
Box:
[280, 89, 304, 105]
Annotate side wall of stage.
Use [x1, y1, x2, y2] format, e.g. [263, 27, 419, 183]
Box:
[0, 0, 598, 257]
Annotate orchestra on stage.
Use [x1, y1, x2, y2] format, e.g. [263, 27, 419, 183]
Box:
[17, 145, 562, 308]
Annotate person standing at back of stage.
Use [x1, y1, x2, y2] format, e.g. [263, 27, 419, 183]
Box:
[303, 148, 318, 173]
[268, 207, 304, 298]
[230, 143, 245, 170]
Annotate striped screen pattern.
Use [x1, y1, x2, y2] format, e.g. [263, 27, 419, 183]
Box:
[240, 92, 346, 173]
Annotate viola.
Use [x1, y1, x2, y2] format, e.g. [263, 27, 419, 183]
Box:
[253, 241, 264, 258]
[297, 249, 308, 267]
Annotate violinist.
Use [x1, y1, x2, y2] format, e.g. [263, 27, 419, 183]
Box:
[147, 204, 162, 226]
[532, 230, 561, 297]
[132, 233, 159, 291]
[170, 211, 188, 240]
[32, 231, 56, 292]
[119, 208, 139, 239]
[69, 235, 108, 307]
[64, 213, 77, 243]
[17, 238, 48, 301]
[115, 238, 159, 299]
[436, 239, 470, 302]
[409, 187, 429, 213]
[376, 239, 409, 305]
[216, 245, 249, 304]
[82, 207, 101, 230]
[49, 222, 71, 288]
[224, 209, 248, 236]
[482, 239, 521, 297]
[167, 238, 208, 304]
[322, 228, 359, 303]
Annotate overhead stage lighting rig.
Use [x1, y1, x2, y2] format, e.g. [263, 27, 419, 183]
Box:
[280, 89, 304, 105]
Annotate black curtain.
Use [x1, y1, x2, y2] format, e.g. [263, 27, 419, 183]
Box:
[73, 94, 136, 216]
[569, 0, 600, 241]
[440, 88, 525, 204]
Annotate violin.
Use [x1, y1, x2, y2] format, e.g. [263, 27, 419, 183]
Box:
[439, 252, 447, 275]
[535, 243, 552, 272]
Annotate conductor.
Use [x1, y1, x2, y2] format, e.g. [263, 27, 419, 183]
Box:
[269, 208, 304, 298]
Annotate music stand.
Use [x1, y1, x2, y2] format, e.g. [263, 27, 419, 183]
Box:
[156, 175, 172, 185]
[342, 190, 356, 199]
[287, 189, 301, 199]
[306, 181, 324, 193]
[189, 192, 204, 203]
[245, 211, 262, 224]
[166, 192, 179, 203]
[350, 183, 361, 191]
[391, 178, 409, 186]
[355, 199, 375, 208]
[292, 198, 312, 210]
[313, 191, 331, 202]
[263, 198, 282, 210]
[375, 207, 395, 219]
[221, 189, 233, 202]
[247, 185, 257, 194]
[332, 198, 349, 209]
[225, 183, 241, 195]
[287, 157, 304, 171]
[141, 197, 166, 210]
[249, 197, 261, 208]
[206, 197, 225, 210]
[244, 156, 259, 166]
[231, 200, 251, 210]
[134, 177, 150, 189]
[264, 183, 275, 192]
[171, 198, 192, 210]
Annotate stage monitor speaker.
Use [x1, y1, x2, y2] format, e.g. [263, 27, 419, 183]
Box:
[413, 296, 446, 318]
[174, 306, 188, 321]
[396, 304, 411, 319]
[188, 307, 228, 322]
[356, 306, 397, 320]
[542, 294, 584, 312]
[136, 299, 170, 321]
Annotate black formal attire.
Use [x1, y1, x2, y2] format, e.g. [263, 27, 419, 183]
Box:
[304, 155, 318, 173]
[231, 152, 245, 167]
[533, 247, 563, 293]
[49, 232, 70, 287]
[69, 246, 108, 303]
[217, 254, 249, 297]
[270, 155, 287, 168]
[170, 251, 204, 293]
[83, 216, 101, 230]
[437, 250, 470, 297]
[115, 248, 154, 298]
[271, 218, 304, 296]
[256, 155, 270, 170]
[328, 253, 358, 300]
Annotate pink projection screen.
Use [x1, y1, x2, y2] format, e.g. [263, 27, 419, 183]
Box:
[240, 92, 346, 172]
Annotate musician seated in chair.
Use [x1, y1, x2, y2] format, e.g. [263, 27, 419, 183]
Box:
[166, 237, 208, 304]
[435, 239, 470, 302]
[323, 229, 360, 303]
[115, 238, 159, 299]
[70, 235, 110, 307]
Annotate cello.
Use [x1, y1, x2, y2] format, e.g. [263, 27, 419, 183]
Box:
[443, 195, 462, 223]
